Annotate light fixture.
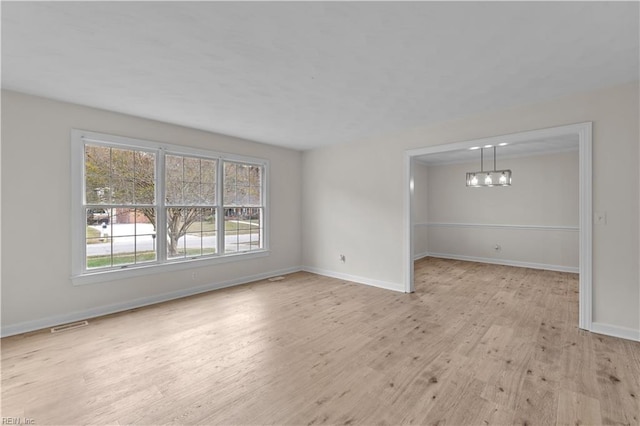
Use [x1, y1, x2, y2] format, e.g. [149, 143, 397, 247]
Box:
[499, 172, 508, 185]
[466, 146, 511, 187]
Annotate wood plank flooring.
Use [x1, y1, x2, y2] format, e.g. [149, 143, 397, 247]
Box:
[2, 257, 639, 425]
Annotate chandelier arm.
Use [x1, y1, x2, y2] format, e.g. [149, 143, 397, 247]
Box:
[493, 146, 497, 171]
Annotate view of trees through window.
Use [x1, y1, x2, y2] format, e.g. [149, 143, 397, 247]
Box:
[84, 143, 264, 271]
[223, 162, 262, 253]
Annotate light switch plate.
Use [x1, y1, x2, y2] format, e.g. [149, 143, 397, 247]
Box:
[594, 212, 607, 225]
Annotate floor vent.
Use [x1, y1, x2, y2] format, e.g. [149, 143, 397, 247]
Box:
[268, 276, 285, 282]
[51, 320, 89, 333]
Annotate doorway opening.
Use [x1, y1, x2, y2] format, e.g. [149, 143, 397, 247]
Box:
[403, 122, 592, 331]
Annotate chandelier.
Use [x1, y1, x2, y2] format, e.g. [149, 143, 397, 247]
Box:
[466, 145, 511, 187]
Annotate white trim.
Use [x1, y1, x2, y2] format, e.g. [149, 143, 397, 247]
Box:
[591, 322, 640, 342]
[415, 222, 578, 232]
[414, 251, 430, 261]
[303, 266, 405, 293]
[404, 154, 415, 292]
[71, 129, 270, 283]
[577, 123, 593, 331]
[79, 130, 268, 166]
[405, 122, 592, 158]
[426, 252, 579, 274]
[2, 266, 301, 338]
[416, 145, 579, 167]
[72, 250, 270, 285]
[403, 122, 593, 334]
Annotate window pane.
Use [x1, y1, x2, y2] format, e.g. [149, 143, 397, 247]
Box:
[183, 181, 200, 205]
[134, 151, 156, 204]
[224, 207, 262, 253]
[183, 157, 200, 205]
[200, 208, 217, 255]
[223, 161, 261, 207]
[85, 145, 111, 204]
[202, 184, 216, 204]
[85, 144, 155, 205]
[201, 159, 216, 184]
[86, 207, 113, 269]
[223, 162, 237, 205]
[167, 207, 216, 259]
[110, 148, 135, 204]
[86, 208, 156, 269]
[249, 165, 260, 186]
[237, 164, 250, 185]
[86, 207, 111, 226]
[200, 160, 218, 205]
[224, 180, 236, 206]
[247, 186, 260, 205]
[166, 155, 217, 206]
[165, 155, 183, 205]
[236, 185, 249, 205]
[249, 230, 261, 249]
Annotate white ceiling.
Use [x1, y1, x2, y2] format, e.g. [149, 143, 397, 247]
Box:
[2, 2, 638, 151]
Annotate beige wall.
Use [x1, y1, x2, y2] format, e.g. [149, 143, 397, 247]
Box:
[302, 82, 639, 335]
[426, 151, 579, 226]
[412, 162, 429, 258]
[2, 82, 638, 339]
[417, 151, 579, 271]
[1, 90, 303, 334]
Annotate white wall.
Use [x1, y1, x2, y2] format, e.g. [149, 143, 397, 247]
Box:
[418, 151, 579, 271]
[412, 162, 429, 259]
[2, 83, 638, 340]
[302, 81, 639, 337]
[1, 90, 303, 335]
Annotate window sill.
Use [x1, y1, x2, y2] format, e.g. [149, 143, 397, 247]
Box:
[71, 250, 270, 286]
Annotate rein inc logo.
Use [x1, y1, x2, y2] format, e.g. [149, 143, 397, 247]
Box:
[2, 418, 35, 425]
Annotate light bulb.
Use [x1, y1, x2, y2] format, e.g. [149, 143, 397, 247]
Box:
[484, 173, 492, 185]
[470, 174, 478, 186]
[499, 172, 507, 185]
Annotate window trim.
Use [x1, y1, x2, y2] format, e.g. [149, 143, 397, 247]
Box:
[71, 129, 270, 285]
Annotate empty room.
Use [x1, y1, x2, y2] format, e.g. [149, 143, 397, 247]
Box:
[1, 2, 639, 425]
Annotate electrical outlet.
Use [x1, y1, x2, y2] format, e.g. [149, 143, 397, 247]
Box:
[339, 254, 346, 263]
[494, 244, 501, 252]
[191, 271, 198, 281]
[594, 212, 607, 225]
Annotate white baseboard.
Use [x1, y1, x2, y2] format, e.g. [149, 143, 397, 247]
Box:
[302, 266, 405, 293]
[1, 266, 302, 337]
[413, 251, 430, 261]
[7, 263, 635, 345]
[426, 252, 579, 273]
[591, 322, 640, 342]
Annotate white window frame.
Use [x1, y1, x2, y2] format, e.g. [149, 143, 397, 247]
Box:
[71, 129, 269, 285]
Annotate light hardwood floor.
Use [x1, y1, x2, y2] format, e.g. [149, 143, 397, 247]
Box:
[2, 258, 639, 425]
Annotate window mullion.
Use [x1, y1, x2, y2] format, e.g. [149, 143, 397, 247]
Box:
[157, 149, 167, 261]
[217, 158, 224, 255]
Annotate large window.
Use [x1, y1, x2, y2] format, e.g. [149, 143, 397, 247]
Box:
[72, 130, 268, 283]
